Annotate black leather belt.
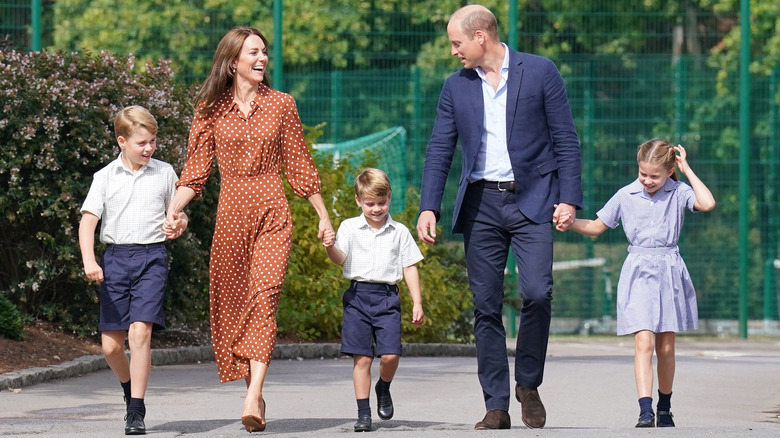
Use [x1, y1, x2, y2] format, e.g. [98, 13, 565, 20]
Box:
[475, 180, 515, 192]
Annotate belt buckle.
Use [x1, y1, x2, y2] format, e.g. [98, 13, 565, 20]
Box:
[497, 181, 506, 192]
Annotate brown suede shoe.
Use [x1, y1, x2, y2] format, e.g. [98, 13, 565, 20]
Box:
[515, 384, 546, 429]
[474, 409, 511, 430]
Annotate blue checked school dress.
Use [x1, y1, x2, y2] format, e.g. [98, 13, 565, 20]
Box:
[597, 178, 700, 335]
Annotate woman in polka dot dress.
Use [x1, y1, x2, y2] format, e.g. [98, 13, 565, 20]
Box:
[167, 27, 334, 432]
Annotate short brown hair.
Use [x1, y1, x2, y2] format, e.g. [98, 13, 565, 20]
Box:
[114, 105, 158, 139]
[354, 168, 392, 199]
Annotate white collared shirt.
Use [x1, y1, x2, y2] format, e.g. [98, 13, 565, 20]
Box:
[471, 43, 514, 182]
[81, 155, 178, 244]
[334, 214, 424, 284]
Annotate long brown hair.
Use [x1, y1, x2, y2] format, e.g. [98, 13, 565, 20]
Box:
[637, 138, 678, 181]
[194, 26, 271, 113]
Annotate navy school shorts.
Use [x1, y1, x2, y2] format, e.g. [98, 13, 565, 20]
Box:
[99, 242, 168, 332]
[340, 280, 402, 357]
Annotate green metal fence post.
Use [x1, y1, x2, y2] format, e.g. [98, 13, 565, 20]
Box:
[764, 259, 778, 322]
[765, 67, 780, 322]
[30, 0, 41, 51]
[508, 0, 517, 50]
[273, 0, 283, 91]
[583, 61, 595, 319]
[410, 66, 423, 189]
[738, 0, 751, 338]
[331, 70, 343, 143]
[601, 262, 613, 328]
[675, 55, 687, 143]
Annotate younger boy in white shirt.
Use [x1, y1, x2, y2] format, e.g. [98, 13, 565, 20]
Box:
[323, 168, 424, 432]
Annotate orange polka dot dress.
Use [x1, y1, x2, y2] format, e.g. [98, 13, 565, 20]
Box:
[177, 84, 321, 383]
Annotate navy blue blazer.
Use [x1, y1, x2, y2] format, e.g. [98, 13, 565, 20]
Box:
[420, 48, 583, 233]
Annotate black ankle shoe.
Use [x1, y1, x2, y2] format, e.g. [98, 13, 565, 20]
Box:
[124, 411, 146, 435]
[375, 381, 394, 420]
[635, 410, 655, 428]
[657, 410, 675, 427]
[354, 413, 372, 432]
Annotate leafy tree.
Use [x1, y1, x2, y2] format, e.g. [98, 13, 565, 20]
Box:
[53, 0, 210, 79]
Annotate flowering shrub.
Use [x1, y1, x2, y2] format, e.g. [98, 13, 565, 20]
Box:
[0, 50, 214, 334]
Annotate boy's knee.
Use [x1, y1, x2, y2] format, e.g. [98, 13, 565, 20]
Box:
[102, 342, 124, 358]
[127, 322, 153, 347]
[354, 355, 373, 368]
[380, 354, 400, 365]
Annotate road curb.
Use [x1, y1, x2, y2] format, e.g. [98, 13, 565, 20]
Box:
[0, 342, 482, 390]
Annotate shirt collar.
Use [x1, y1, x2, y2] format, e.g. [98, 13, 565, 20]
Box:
[217, 83, 271, 117]
[113, 153, 156, 175]
[475, 43, 510, 81]
[628, 177, 677, 196]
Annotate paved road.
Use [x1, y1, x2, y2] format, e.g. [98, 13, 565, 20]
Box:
[1, 338, 779, 437]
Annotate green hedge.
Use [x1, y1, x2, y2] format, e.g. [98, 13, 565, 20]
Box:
[0, 50, 211, 335]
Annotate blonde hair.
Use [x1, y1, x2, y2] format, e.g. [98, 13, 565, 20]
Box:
[637, 138, 678, 181]
[114, 106, 158, 139]
[354, 168, 392, 199]
[194, 26, 271, 113]
[451, 5, 499, 41]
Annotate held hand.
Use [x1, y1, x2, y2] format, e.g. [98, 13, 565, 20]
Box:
[318, 216, 335, 245]
[416, 210, 437, 245]
[412, 304, 425, 327]
[321, 228, 336, 248]
[553, 203, 576, 232]
[83, 261, 104, 283]
[163, 211, 187, 239]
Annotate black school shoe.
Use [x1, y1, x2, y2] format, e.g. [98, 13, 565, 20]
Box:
[124, 411, 146, 435]
[657, 410, 675, 427]
[635, 410, 655, 428]
[375, 381, 394, 420]
[354, 413, 372, 432]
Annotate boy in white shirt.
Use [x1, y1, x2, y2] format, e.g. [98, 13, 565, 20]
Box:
[324, 168, 424, 432]
[79, 106, 187, 435]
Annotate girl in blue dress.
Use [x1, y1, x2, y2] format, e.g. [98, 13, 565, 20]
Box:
[564, 139, 715, 428]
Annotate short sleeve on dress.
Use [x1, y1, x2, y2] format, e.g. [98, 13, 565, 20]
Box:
[676, 181, 697, 212]
[597, 191, 622, 229]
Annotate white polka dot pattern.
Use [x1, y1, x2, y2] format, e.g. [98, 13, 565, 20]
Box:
[176, 84, 321, 383]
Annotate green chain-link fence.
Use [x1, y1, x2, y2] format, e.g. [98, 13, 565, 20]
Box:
[2, 1, 779, 336]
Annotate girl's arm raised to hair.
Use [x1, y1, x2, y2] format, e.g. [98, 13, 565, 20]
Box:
[568, 218, 610, 237]
[675, 145, 716, 212]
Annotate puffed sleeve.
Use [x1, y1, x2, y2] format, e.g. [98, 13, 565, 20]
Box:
[279, 93, 322, 198]
[176, 107, 216, 198]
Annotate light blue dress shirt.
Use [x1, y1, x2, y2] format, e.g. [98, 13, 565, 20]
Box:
[470, 43, 514, 182]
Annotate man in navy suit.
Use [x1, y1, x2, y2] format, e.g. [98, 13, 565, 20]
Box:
[417, 4, 582, 430]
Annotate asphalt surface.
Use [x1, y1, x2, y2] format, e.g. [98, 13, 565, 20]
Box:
[1, 338, 779, 437]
